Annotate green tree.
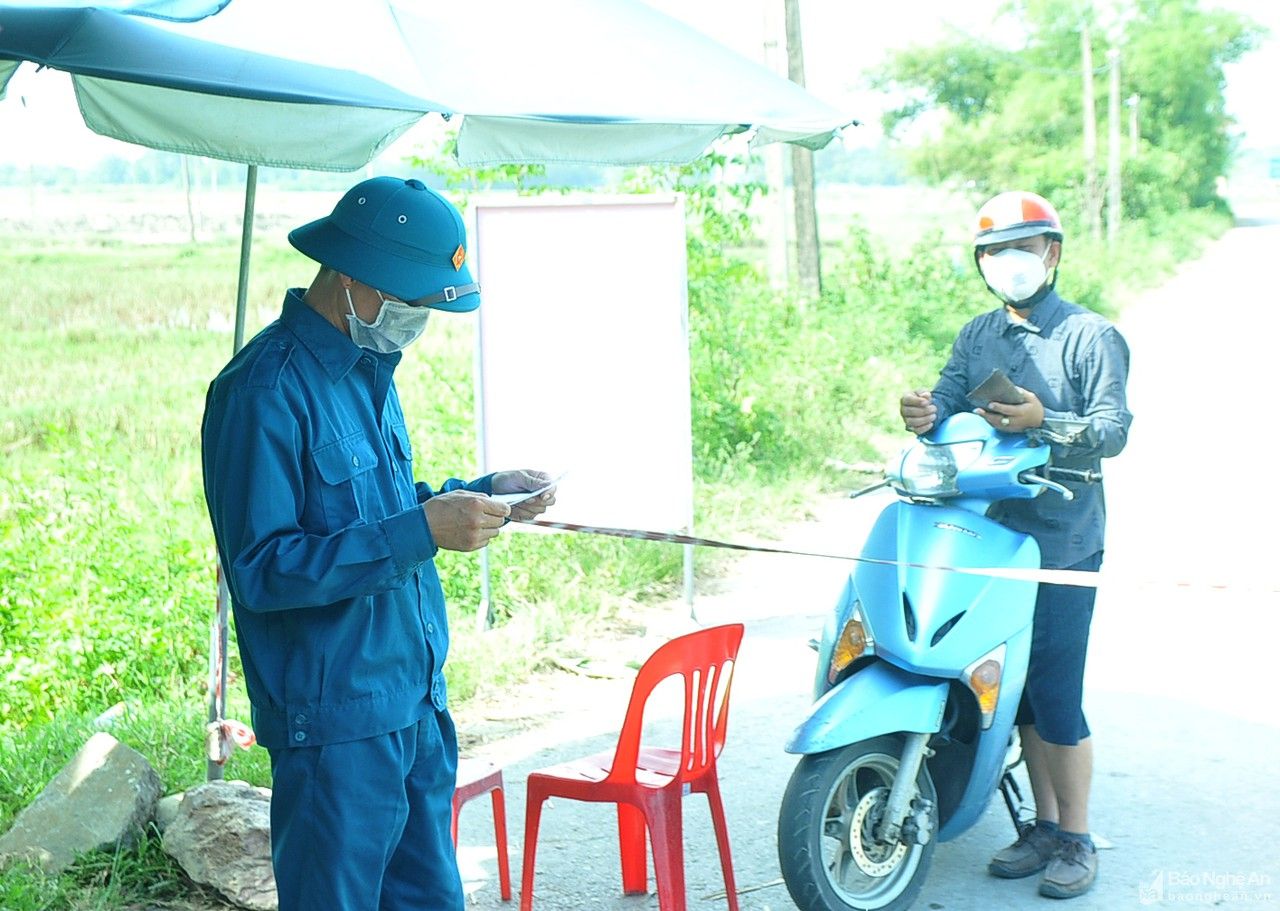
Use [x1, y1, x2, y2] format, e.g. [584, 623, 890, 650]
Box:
[1123, 0, 1261, 207]
[869, 0, 1261, 219]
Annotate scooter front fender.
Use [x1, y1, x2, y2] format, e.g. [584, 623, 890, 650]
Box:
[785, 661, 948, 755]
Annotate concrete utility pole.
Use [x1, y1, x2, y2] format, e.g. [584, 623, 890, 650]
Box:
[785, 0, 821, 299]
[1106, 48, 1122, 245]
[1081, 22, 1103, 242]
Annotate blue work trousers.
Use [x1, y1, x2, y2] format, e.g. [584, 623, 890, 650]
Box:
[268, 709, 462, 911]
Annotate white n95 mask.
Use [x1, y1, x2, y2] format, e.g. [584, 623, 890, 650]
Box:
[981, 247, 1051, 304]
[345, 289, 430, 353]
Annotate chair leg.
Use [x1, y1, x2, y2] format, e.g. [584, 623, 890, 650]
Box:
[644, 793, 687, 911]
[617, 802, 648, 895]
[491, 785, 512, 902]
[520, 787, 547, 911]
[702, 774, 739, 911]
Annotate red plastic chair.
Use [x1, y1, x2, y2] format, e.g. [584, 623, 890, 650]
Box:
[519, 623, 745, 911]
[452, 759, 512, 901]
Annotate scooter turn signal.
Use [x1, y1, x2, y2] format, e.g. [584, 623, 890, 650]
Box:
[827, 611, 871, 684]
[964, 645, 1006, 727]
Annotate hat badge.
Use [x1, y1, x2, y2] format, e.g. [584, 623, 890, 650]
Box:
[452, 244, 466, 271]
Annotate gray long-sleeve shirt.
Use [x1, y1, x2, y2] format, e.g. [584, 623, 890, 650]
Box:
[930, 291, 1132, 568]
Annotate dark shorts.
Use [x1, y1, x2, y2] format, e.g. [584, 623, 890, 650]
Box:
[1015, 551, 1102, 746]
[267, 709, 463, 911]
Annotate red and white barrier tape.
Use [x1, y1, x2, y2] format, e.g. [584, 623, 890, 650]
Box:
[205, 719, 257, 765]
[514, 517, 1277, 594]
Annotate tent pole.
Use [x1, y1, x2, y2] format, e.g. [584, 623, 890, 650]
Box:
[206, 164, 258, 782]
[233, 165, 257, 352]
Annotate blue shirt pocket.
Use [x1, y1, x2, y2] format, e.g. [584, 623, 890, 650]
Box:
[312, 432, 380, 531]
[391, 423, 413, 462]
[389, 423, 416, 506]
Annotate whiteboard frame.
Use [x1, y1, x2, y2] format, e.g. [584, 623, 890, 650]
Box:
[468, 193, 696, 628]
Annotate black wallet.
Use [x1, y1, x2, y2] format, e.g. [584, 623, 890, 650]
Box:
[966, 368, 1025, 410]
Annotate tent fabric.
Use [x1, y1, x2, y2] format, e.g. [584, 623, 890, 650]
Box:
[0, 59, 17, 97]
[0, 0, 231, 22]
[0, 5, 434, 108]
[0, 0, 857, 169]
[456, 117, 734, 168]
[77, 77, 422, 171]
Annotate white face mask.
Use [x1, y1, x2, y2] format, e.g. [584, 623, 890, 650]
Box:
[345, 288, 430, 353]
[980, 246, 1052, 304]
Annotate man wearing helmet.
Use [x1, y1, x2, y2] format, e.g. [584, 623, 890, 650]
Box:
[202, 176, 556, 911]
[900, 191, 1132, 899]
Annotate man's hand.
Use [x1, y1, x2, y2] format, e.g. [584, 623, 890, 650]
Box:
[423, 490, 510, 552]
[979, 386, 1045, 432]
[491, 469, 557, 522]
[900, 389, 938, 435]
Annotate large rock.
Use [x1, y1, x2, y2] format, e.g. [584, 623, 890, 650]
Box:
[0, 731, 162, 874]
[161, 780, 277, 911]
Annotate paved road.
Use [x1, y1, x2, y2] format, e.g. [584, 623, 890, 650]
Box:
[455, 214, 1280, 910]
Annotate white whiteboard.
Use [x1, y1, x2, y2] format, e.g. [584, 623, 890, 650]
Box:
[472, 195, 693, 533]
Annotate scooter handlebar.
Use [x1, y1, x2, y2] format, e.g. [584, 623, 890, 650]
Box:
[1044, 467, 1103, 484]
[1018, 466, 1102, 501]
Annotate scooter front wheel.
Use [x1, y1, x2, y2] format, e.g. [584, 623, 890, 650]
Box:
[778, 736, 937, 911]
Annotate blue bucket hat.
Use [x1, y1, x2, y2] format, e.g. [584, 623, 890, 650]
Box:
[288, 177, 479, 312]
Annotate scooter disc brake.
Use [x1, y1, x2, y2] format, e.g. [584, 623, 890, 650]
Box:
[849, 786, 909, 877]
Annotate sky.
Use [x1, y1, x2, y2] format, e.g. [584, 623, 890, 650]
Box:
[0, 0, 1276, 169]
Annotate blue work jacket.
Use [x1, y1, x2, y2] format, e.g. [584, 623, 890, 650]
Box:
[201, 289, 491, 750]
[929, 291, 1132, 568]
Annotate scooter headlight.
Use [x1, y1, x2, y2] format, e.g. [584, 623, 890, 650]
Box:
[895, 440, 984, 497]
[827, 604, 874, 684]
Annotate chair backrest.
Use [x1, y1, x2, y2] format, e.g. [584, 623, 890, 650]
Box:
[607, 623, 745, 786]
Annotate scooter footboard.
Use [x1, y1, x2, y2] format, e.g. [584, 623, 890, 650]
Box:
[785, 661, 949, 755]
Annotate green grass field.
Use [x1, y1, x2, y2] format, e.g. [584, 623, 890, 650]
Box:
[0, 228, 774, 725]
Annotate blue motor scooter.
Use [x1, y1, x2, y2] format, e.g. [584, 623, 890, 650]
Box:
[776, 412, 1098, 911]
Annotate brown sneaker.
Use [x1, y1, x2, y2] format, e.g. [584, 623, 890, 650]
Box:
[1039, 837, 1098, 899]
[988, 823, 1060, 879]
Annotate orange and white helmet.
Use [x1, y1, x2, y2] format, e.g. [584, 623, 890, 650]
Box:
[974, 191, 1064, 248]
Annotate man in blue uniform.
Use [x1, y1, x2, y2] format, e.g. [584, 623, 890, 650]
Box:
[900, 191, 1131, 900]
[202, 176, 554, 911]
